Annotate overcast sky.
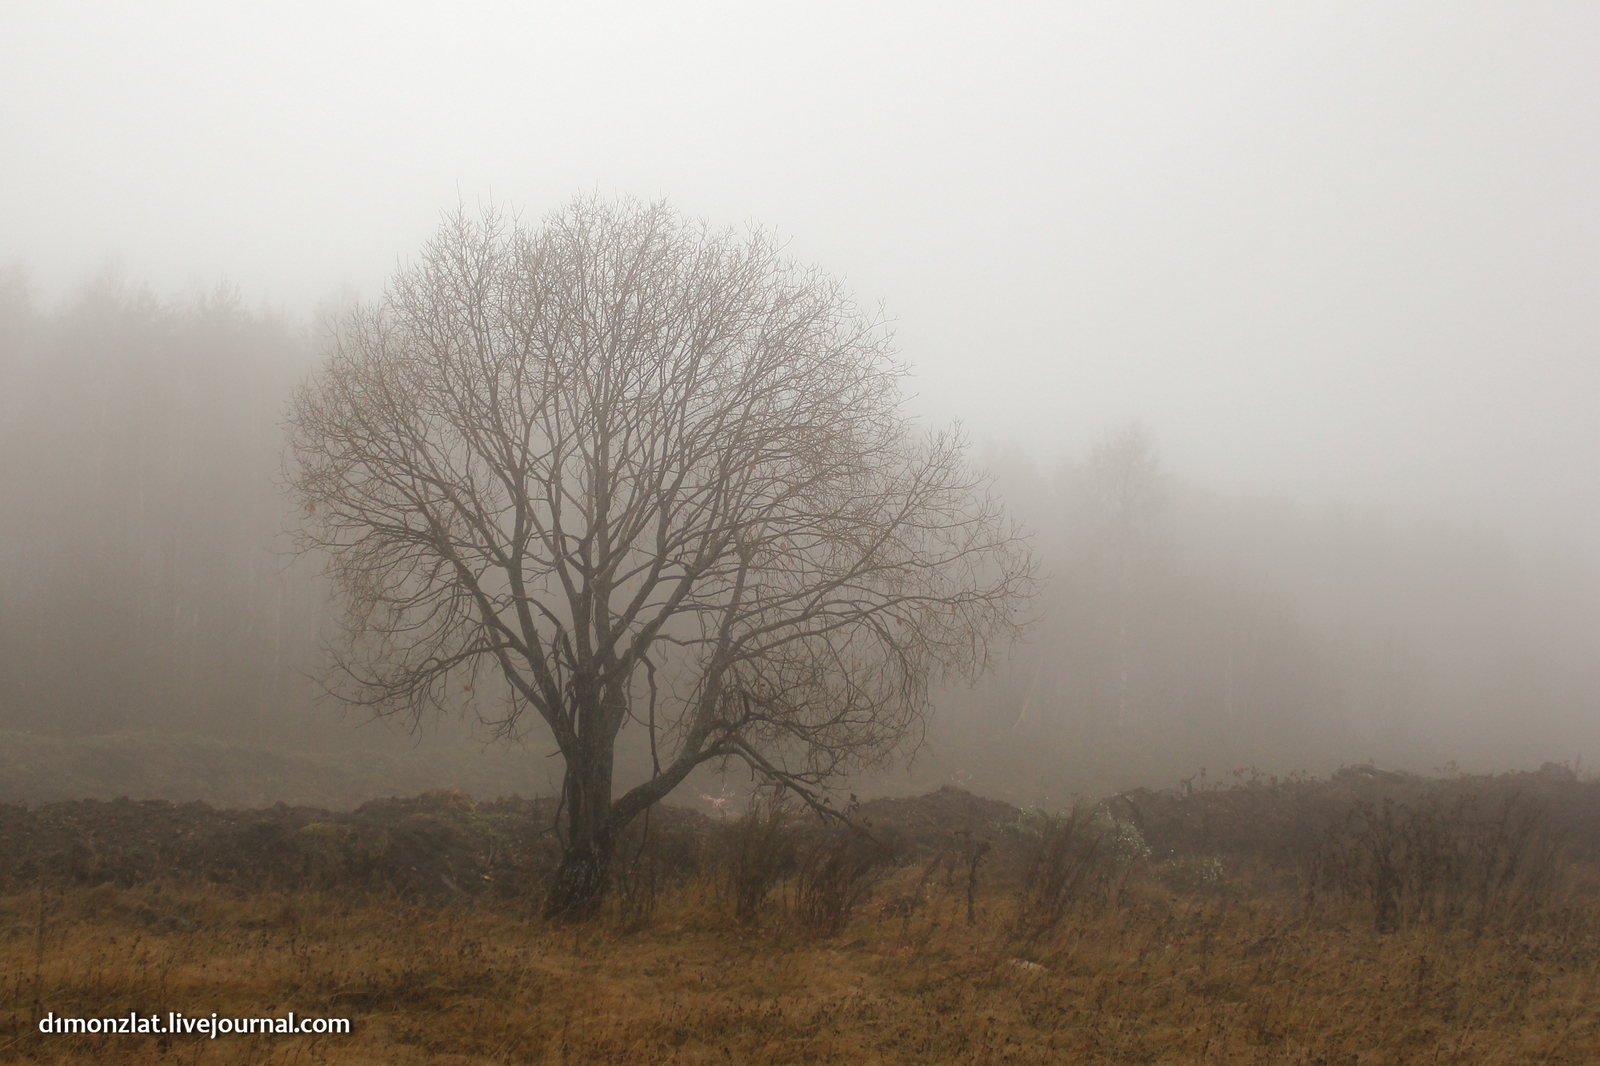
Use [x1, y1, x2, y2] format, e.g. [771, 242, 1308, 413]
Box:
[4, 1, 1596, 555]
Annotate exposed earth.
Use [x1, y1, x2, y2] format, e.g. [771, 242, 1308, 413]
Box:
[2, 762, 1594, 900]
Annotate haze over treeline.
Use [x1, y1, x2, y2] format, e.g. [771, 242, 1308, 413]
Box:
[0, 269, 327, 744]
[1, 269, 1593, 804]
[939, 430, 1599, 801]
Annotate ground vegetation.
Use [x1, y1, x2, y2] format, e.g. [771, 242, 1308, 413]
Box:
[3, 769, 1598, 1063]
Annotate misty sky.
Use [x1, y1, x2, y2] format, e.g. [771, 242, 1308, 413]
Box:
[4, 2, 1596, 556]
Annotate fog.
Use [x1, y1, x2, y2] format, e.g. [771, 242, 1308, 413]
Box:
[1, 3, 1595, 805]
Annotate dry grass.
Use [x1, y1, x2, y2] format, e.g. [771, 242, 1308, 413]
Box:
[3, 853, 1599, 1065]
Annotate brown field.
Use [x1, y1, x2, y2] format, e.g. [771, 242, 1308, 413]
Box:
[3, 774, 1599, 1064]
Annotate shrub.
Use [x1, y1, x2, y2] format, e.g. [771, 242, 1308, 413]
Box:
[610, 809, 704, 931]
[796, 826, 889, 936]
[714, 793, 801, 926]
[1316, 786, 1562, 932]
[1155, 854, 1223, 891]
[1010, 804, 1114, 939]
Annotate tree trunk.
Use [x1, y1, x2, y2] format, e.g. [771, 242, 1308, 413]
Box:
[543, 724, 618, 920]
[545, 830, 613, 920]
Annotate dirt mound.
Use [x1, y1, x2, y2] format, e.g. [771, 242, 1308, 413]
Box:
[0, 791, 568, 899]
[0, 785, 1022, 898]
[857, 785, 1021, 858]
[7, 770, 1589, 901]
[0, 788, 742, 900]
[1108, 764, 1600, 864]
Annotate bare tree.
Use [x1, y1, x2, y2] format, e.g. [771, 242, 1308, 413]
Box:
[287, 196, 1034, 917]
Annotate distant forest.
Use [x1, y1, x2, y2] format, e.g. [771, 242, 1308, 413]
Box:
[1, 270, 1595, 801]
[941, 432, 1600, 798]
[0, 270, 328, 745]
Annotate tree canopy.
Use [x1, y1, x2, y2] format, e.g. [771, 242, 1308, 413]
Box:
[287, 196, 1034, 914]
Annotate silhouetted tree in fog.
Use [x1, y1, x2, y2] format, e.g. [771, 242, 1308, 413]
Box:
[287, 197, 1035, 917]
